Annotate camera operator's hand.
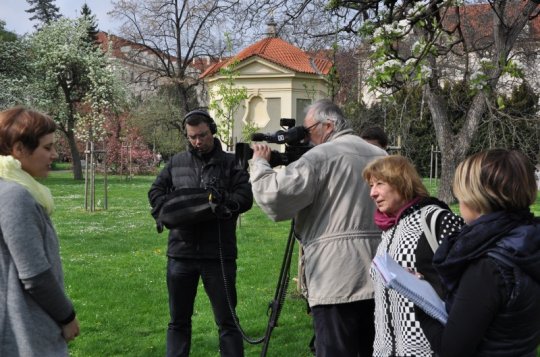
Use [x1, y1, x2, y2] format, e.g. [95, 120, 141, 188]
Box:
[252, 143, 272, 162]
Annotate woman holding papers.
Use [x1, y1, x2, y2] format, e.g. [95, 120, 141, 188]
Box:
[363, 156, 463, 357]
[418, 149, 540, 357]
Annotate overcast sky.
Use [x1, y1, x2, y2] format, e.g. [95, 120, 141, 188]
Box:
[1, 0, 121, 36]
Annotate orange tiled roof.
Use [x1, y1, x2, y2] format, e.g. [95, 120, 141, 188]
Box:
[200, 37, 333, 78]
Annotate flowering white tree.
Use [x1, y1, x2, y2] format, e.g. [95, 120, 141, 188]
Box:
[0, 39, 31, 108]
[28, 18, 127, 179]
[208, 59, 248, 151]
[323, 0, 540, 202]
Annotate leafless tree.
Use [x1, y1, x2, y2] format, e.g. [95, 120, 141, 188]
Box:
[109, 0, 251, 129]
[236, 0, 363, 51]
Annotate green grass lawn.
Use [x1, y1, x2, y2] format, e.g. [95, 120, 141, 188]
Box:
[46, 172, 313, 357]
[45, 173, 540, 356]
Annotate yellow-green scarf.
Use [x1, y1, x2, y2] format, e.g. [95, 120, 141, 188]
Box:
[0, 155, 54, 215]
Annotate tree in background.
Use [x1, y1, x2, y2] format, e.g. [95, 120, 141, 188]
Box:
[472, 81, 539, 163]
[0, 20, 17, 42]
[28, 18, 127, 179]
[0, 22, 28, 108]
[80, 3, 100, 44]
[103, 114, 156, 175]
[208, 58, 248, 151]
[109, 0, 248, 134]
[237, 0, 363, 51]
[321, 0, 540, 202]
[25, 0, 61, 29]
[129, 85, 185, 161]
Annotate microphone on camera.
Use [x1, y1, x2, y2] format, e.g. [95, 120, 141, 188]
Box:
[251, 126, 307, 144]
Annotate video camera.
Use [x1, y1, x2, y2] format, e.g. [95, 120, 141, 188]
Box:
[235, 118, 312, 170]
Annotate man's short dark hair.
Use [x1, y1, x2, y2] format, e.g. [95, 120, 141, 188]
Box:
[182, 109, 217, 135]
[361, 126, 388, 149]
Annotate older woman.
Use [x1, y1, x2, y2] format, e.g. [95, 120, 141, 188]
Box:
[363, 155, 463, 357]
[419, 149, 540, 356]
[0, 107, 80, 356]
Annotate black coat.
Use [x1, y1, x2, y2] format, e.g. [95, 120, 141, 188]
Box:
[148, 139, 253, 259]
[420, 210, 540, 357]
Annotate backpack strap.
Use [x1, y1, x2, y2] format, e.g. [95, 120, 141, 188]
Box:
[420, 206, 446, 253]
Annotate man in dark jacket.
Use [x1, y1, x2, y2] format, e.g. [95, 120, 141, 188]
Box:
[148, 110, 253, 357]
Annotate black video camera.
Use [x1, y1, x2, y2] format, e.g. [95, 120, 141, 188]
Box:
[235, 118, 312, 170]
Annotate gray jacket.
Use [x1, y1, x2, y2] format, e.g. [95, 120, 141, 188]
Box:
[0, 180, 72, 357]
[251, 130, 386, 307]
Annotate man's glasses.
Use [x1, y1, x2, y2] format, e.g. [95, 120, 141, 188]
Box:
[304, 122, 321, 135]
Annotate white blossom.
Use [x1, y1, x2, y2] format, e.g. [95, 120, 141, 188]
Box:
[420, 65, 432, 78]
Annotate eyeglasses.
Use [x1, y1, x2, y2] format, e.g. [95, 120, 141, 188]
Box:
[304, 122, 321, 135]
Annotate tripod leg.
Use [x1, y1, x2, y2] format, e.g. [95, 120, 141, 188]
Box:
[260, 220, 296, 356]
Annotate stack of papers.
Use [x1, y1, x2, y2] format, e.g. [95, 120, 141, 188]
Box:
[372, 252, 448, 324]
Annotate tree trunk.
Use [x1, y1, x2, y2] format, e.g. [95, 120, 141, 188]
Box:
[426, 85, 488, 204]
[65, 129, 83, 180]
[438, 145, 461, 204]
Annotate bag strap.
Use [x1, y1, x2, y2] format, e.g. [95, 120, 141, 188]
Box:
[420, 206, 446, 253]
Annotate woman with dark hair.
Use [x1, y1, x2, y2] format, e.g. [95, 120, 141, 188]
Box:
[0, 107, 80, 356]
[418, 149, 540, 357]
[363, 155, 463, 357]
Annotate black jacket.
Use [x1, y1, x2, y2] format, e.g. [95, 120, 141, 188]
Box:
[420, 210, 540, 357]
[148, 139, 253, 259]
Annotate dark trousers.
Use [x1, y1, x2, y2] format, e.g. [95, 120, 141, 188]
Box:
[311, 299, 375, 357]
[166, 258, 244, 357]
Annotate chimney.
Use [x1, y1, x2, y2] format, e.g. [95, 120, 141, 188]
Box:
[266, 17, 277, 38]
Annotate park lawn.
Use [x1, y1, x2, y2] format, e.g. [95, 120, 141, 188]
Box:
[45, 173, 540, 357]
[46, 172, 314, 357]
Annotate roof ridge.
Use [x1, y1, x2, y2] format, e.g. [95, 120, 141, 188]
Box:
[200, 36, 333, 78]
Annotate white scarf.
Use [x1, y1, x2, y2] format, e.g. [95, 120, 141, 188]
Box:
[0, 155, 54, 215]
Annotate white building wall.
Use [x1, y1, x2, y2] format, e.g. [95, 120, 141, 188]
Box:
[205, 59, 329, 147]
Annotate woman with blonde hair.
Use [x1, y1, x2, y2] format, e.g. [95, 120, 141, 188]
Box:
[363, 155, 463, 357]
[0, 107, 80, 356]
[419, 149, 540, 356]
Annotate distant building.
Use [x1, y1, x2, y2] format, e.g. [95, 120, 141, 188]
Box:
[200, 21, 333, 145]
[96, 32, 169, 98]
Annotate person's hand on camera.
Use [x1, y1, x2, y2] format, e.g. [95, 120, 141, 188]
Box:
[62, 317, 80, 342]
[252, 143, 272, 162]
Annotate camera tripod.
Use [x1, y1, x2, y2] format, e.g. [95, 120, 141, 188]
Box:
[218, 219, 297, 356]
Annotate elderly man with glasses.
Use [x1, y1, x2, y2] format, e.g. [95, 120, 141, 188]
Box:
[250, 99, 387, 357]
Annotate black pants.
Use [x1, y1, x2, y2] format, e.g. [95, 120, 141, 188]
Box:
[311, 299, 375, 357]
[166, 258, 244, 357]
